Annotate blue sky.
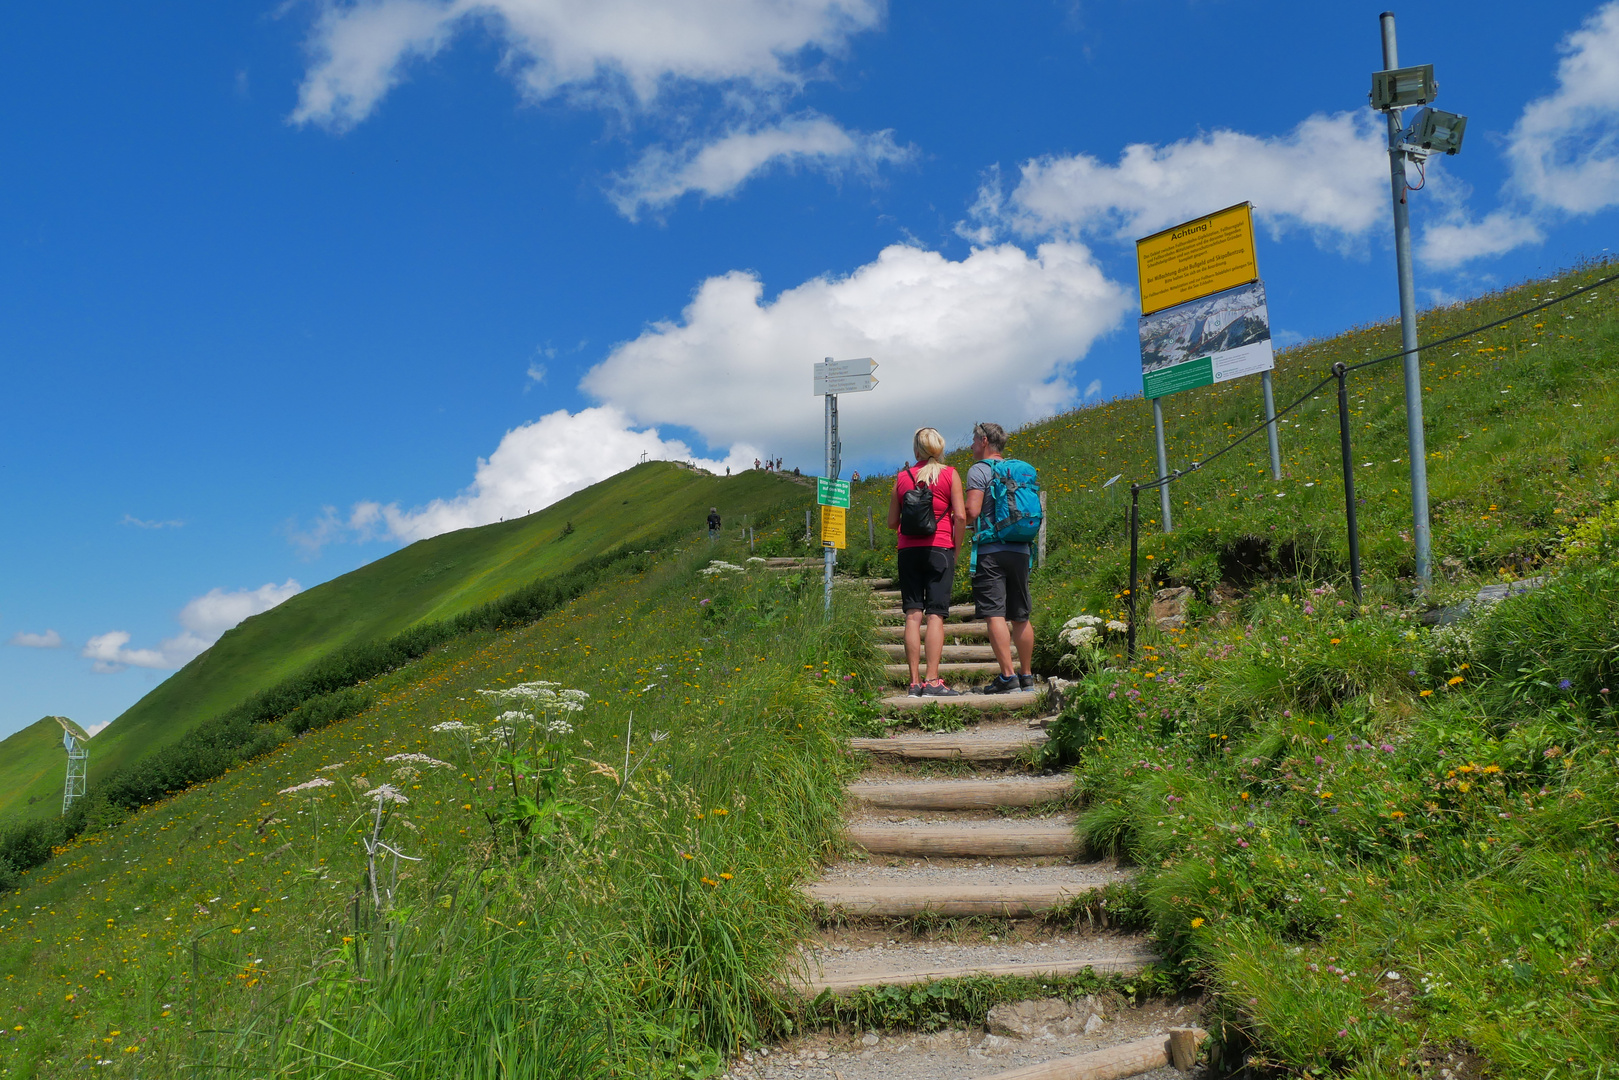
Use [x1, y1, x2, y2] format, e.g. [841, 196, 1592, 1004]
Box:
[4, 0, 1617, 740]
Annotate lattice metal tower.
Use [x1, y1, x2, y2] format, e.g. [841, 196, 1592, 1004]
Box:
[52, 716, 90, 815]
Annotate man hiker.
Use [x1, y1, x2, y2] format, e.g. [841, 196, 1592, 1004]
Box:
[707, 506, 721, 541]
[965, 421, 1041, 694]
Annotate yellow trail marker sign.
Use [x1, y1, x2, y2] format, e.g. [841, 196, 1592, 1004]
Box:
[1135, 202, 1257, 316]
[820, 506, 846, 549]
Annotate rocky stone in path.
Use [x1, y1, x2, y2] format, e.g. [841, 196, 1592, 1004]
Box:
[985, 996, 1106, 1038]
[1150, 587, 1193, 631]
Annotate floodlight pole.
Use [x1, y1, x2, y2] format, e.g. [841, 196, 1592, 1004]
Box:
[1379, 10, 1434, 589]
[1151, 397, 1173, 532]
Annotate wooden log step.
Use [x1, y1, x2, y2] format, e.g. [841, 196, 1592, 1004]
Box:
[801, 882, 1093, 917]
[760, 557, 820, 566]
[879, 643, 996, 661]
[848, 776, 1072, 810]
[880, 689, 1038, 712]
[872, 589, 902, 599]
[847, 820, 1077, 858]
[874, 621, 990, 639]
[883, 662, 1001, 684]
[797, 954, 1158, 997]
[875, 604, 976, 620]
[977, 1030, 1204, 1080]
[849, 730, 1047, 761]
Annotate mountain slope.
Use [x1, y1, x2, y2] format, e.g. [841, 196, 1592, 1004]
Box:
[0, 463, 807, 820]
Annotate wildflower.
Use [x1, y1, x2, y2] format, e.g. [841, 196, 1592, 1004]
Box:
[1319, 792, 1333, 799]
[1558, 678, 1573, 690]
[430, 721, 471, 733]
[1447, 676, 1465, 686]
[278, 778, 336, 795]
[1390, 811, 1406, 819]
[1190, 918, 1205, 929]
[316, 762, 349, 772]
[544, 718, 575, 737]
[719, 872, 733, 879]
[1482, 764, 1501, 774]
[1420, 689, 1434, 697]
[369, 785, 409, 805]
[679, 852, 695, 860]
[383, 753, 452, 768]
[1330, 638, 1341, 645]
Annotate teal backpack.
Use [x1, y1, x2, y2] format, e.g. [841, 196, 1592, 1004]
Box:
[975, 458, 1043, 544]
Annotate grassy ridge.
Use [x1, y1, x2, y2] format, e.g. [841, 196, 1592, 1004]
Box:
[0, 547, 877, 1078]
[0, 464, 809, 821]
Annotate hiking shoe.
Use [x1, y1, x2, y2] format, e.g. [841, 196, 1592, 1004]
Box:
[1018, 674, 1037, 690]
[923, 681, 961, 697]
[979, 674, 1023, 695]
[907, 683, 925, 697]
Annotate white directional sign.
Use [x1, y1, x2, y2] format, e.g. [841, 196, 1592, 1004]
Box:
[813, 358, 878, 395]
[815, 374, 878, 395]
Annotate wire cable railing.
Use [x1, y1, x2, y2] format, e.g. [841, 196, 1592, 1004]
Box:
[1125, 270, 1619, 657]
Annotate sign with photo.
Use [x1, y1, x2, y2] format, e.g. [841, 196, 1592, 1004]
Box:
[1139, 280, 1274, 399]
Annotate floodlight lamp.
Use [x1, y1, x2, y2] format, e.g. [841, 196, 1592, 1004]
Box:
[1408, 107, 1467, 155]
[1370, 64, 1437, 110]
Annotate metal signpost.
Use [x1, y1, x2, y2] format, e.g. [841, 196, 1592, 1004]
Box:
[1370, 12, 1467, 589]
[1135, 203, 1282, 531]
[814, 358, 877, 611]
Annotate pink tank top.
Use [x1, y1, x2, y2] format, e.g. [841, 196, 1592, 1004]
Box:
[895, 464, 956, 549]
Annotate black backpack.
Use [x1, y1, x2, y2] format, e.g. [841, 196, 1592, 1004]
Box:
[898, 468, 938, 537]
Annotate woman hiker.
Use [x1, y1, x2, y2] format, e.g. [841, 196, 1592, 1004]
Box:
[887, 427, 966, 697]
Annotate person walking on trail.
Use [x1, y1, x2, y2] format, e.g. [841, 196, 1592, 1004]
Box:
[707, 507, 721, 541]
[887, 427, 966, 698]
[965, 421, 1042, 694]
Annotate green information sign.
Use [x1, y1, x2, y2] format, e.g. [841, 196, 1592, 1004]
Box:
[1142, 355, 1213, 399]
[817, 477, 851, 508]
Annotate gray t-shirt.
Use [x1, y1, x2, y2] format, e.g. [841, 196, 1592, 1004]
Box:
[967, 460, 1030, 555]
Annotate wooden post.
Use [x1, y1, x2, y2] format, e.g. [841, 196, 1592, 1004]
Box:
[1168, 1027, 1206, 1071]
[1037, 491, 1048, 567]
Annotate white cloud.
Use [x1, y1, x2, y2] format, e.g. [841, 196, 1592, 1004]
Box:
[1418, 3, 1619, 267]
[1083, 379, 1102, 400]
[83, 721, 111, 738]
[1419, 208, 1546, 269]
[1506, 1, 1619, 214]
[291, 0, 882, 131]
[121, 514, 184, 529]
[83, 631, 169, 674]
[83, 581, 302, 673]
[581, 240, 1130, 465]
[334, 406, 760, 544]
[978, 111, 1390, 250]
[8, 630, 63, 649]
[610, 114, 913, 219]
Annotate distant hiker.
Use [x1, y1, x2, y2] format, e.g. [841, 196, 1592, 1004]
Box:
[965, 421, 1043, 694]
[850, 470, 860, 484]
[707, 507, 721, 541]
[725, 466, 730, 476]
[754, 457, 761, 470]
[887, 427, 966, 698]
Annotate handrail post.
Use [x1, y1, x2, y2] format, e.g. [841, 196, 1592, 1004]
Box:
[1334, 362, 1364, 611]
[1127, 484, 1141, 660]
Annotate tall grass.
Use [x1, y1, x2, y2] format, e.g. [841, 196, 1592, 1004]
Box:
[1, 547, 875, 1078]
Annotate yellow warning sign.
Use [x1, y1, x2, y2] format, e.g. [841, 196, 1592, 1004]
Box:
[820, 505, 846, 549]
[1135, 203, 1258, 316]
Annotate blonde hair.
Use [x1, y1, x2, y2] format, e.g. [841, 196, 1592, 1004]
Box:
[911, 427, 947, 486]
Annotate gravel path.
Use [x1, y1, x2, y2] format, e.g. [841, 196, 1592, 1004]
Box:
[800, 932, 1159, 984]
[817, 859, 1128, 888]
[723, 1000, 1202, 1080]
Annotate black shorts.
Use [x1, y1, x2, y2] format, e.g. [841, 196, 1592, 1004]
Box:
[897, 547, 956, 617]
[973, 550, 1032, 621]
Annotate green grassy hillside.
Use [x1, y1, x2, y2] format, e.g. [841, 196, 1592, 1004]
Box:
[3, 262, 1618, 1079]
[0, 463, 809, 821]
